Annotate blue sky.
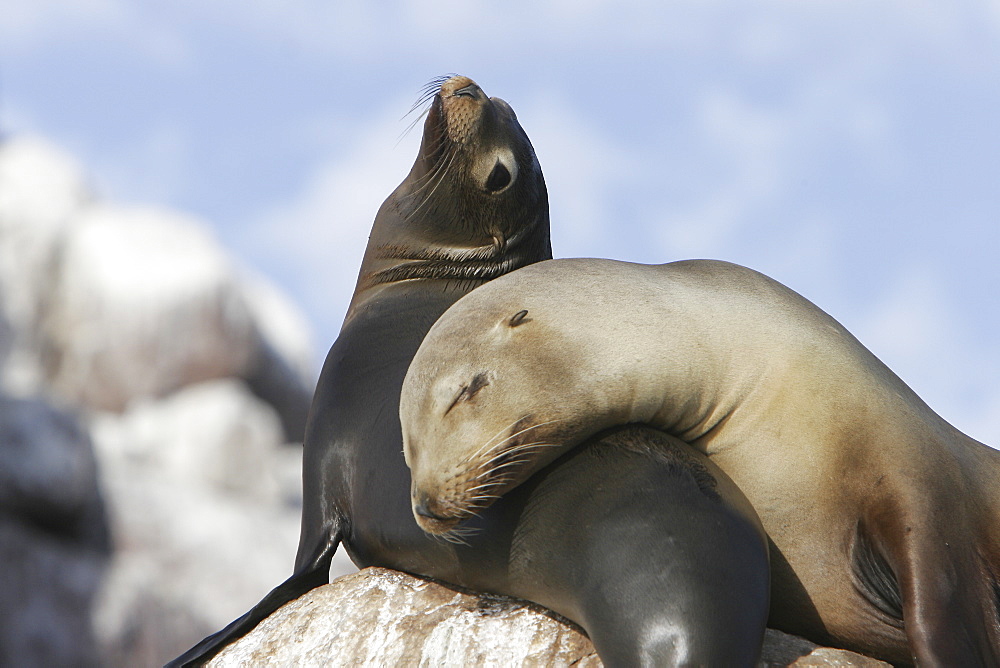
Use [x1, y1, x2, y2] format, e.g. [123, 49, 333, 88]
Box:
[3, 1, 999, 443]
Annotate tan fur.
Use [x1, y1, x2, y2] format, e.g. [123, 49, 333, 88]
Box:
[401, 257, 1000, 665]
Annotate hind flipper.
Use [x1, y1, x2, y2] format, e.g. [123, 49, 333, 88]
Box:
[165, 525, 342, 667]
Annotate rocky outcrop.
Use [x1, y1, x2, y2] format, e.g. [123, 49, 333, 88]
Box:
[0, 137, 314, 441]
[0, 136, 336, 667]
[0, 137, 91, 396]
[211, 568, 890, 668]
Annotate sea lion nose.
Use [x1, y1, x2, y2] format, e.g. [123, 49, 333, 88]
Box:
[413, 501, 435, 519]
[452, 83, 481, 99]
[413, 493, 444, 521]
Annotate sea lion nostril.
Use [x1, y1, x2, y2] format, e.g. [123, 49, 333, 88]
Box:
[453, 84, 480, 99]
[414, 498, 446, 521]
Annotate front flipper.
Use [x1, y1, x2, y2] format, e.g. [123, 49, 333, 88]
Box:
[165, 524, 342, 667]
[857, 494, 1000, 666]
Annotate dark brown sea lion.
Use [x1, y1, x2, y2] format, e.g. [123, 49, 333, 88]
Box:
[402, 257, 1000, 666]
[170, 80, 770, 666]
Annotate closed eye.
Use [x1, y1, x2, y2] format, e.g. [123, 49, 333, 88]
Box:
[444, 373, 490, 414]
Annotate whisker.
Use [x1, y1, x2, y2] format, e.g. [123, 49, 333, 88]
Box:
[406, 74, 453, 117]
[480, 441, 552, 470]
[395, 106, 429, 147]
[468, 415, 534, 462]
[465, 482, 505, 494]
[403, 147, 457, 224]
[473, 418, 568, 465]
[404, 142, 454, 199]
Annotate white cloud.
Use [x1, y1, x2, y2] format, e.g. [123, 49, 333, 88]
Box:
[0, 0, 190, 66]
[90, 124, 192, 206]
[244, 97, 421, 340]
[851, 265, 1000, 445]
[519, 96, 638, 259]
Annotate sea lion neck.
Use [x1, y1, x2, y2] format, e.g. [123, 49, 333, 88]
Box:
[345, 75, 552, 322]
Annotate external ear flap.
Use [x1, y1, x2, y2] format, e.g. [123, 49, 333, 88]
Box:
[508, 309, 529, 327]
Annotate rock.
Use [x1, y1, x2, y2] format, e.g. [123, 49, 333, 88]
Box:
[0, 393, 110, 667]
[0, 136, 92, 395]
[38, 204, 315, 441]
[760, 629, 890, 667]
[91, 379, 289, 503]
[209, 568, 890, 667]
[0, 135, 330, 665]
[0, 518, 107, 667]
[89, 380, 358, 666]
[209, 568, 601, 667]
[240, 270, 316, 441]
[0, 137, 314, 439]
[41, 204, 260, 412]
[0, 394, 110, 554]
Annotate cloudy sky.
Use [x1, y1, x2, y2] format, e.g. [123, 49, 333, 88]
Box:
[3, 1, 999, 443]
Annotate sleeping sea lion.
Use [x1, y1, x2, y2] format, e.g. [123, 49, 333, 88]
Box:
[402, 257, 1000, 666]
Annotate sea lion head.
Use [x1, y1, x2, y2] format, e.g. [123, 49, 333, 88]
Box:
[356, 75, 551, 298]
[401, 292, 607, 535]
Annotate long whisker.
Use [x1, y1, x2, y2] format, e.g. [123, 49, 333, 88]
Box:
[472, 418, 568, 465]
[403, 146, 457, 224]
[468, 415, 536, 463]
[404, 141, 455, 199]
[407, 74, 454, 117]
[396, 106, 429, 147]
[479, 440, 558, 471]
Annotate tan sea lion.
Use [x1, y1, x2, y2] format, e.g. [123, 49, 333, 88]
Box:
[401, 257, 1000, 666]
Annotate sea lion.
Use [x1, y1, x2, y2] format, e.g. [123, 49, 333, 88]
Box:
[170, 78, 769, 666]
[402, 257, 1000, 666]
[502, 425, 770, 667]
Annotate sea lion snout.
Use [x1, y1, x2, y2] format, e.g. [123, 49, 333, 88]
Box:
[411, 488, 462, 534]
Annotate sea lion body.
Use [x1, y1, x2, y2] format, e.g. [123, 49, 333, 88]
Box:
[402, 257, 1000, 666]
[172, 81, 769, 666]
[505, 426, 770, 667]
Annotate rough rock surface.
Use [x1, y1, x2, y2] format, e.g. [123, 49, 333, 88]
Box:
[0, 136, 314, 441]
[89, 378, 354, 666]
[0, 136, 335, 667]
[211, 568, 890, 668]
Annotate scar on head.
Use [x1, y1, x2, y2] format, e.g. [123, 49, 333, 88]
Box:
[508, 309, 529, 327]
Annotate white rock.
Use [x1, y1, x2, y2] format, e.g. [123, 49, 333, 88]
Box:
[241, 269, 315, 388]
[0, 136, 92, 394]
[91, 379, 286, 502]
[210, 568, 890, 668]
[210, 568, 601, 668]
[90, 380, 357, 665]
[0, 134, 328, 665]
[42, 205, 259, 411]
